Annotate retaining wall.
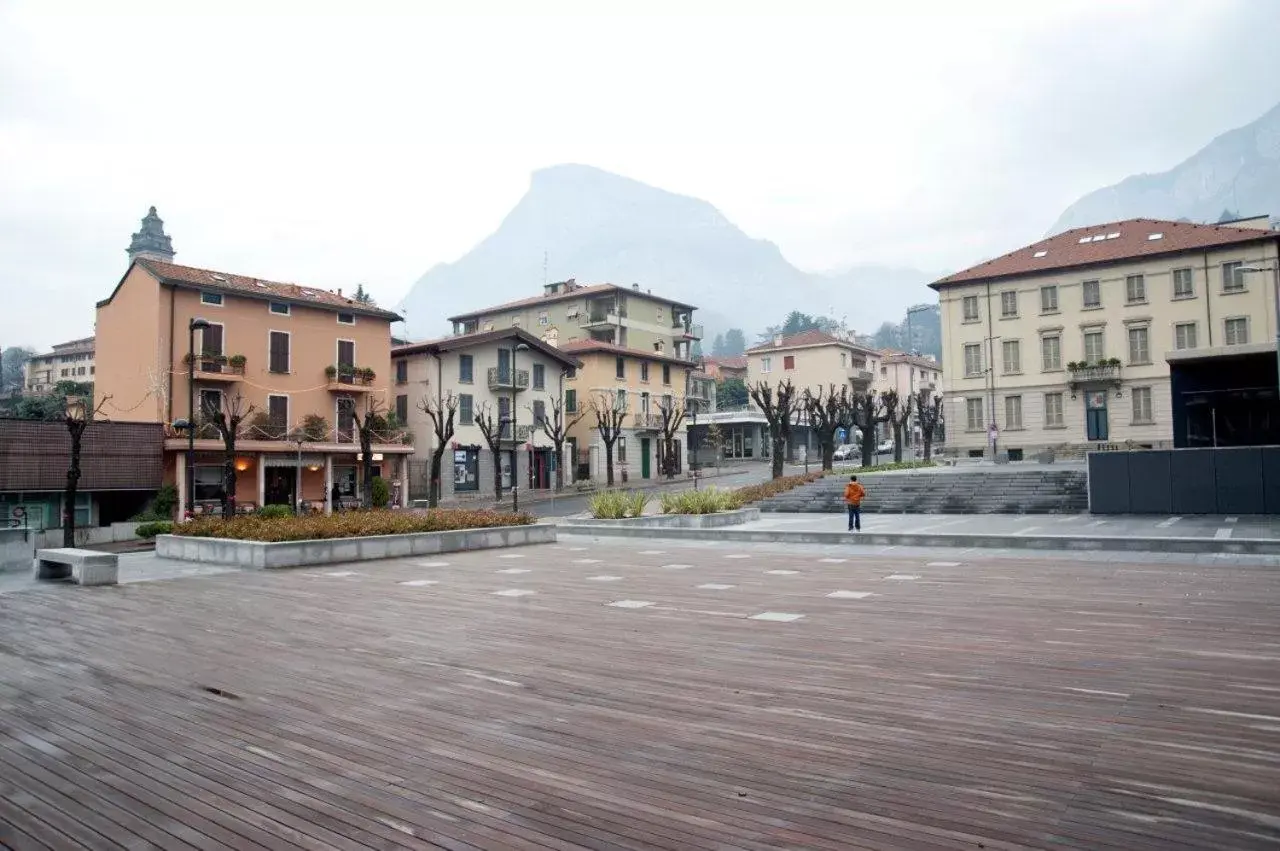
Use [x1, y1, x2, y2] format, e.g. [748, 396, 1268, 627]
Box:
[1088, 447, 1280, 514]
[572, 507, 760, 529]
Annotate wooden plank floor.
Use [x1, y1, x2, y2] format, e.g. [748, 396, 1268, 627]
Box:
[0, 540, 1278, 850]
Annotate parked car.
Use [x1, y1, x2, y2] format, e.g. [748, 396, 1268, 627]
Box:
[876, 439, 894, 454]
[832, 443, 857, 462]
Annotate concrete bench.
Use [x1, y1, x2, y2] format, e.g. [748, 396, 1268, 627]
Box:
[33, 548, 119, 586]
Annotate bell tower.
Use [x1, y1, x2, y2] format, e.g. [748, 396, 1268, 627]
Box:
[126, 206, 175, 262]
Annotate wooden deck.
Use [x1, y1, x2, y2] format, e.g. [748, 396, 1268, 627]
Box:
[1, 540, 1278, 849]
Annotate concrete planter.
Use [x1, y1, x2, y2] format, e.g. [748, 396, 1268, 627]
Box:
[1, 528, 34, 573]
[155, 523, 556, 569]
[576, 507, 760, 529]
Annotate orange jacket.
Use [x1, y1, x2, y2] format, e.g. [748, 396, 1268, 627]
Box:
[843, 482, 866, 506]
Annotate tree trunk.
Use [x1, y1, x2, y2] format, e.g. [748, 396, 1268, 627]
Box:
[553, 442, 565, 491]
[860, 422, 875, 467]
[821, 436, 834, 470]
[63, 424, 83, 547]
[222, 433, 237, 519]
[428, 449, 444, 508]
[770, 433, 785, 479]
[892, 424, 903, 463]
[605, 443, 615, 486]
[492, 449, 503, 499]
[360, 430, 374, 509]
[923, 432, 933, 461]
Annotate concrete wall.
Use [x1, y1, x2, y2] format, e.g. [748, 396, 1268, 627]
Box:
[1088, 447, 1280, 514]
[0, 528, 34, 573]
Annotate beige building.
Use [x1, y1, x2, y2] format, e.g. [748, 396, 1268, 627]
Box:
[745, 330, 882, 397]
[95, 207, 411, 516]
[874, 350, 944, 448]
[448, 279, 702, 362]
[933, 215, 1280, 459]
[24, 336, 95, 394]
[392, 329, 580, 501]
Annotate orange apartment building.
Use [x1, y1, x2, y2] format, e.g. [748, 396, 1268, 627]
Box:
[94, 207, 412, 517]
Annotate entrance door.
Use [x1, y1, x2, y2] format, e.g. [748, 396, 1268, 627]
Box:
[640, 438, 651, 478]
[265, 467, 296, 507]
[1085, 391, 1109, 441]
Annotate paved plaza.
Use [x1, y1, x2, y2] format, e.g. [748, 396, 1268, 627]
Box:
[1, 539, 1278, 848]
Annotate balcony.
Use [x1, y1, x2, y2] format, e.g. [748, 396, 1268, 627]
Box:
[633, 413, 664, 430]
[325, 366, 377, 392]
[499, 423, 536, 443]
[675, 322, 704, 340]
[580, 310, 622, 330]
[850, 369, 875, 386]
[188, 354, 245, 383]
[487, 367, 530, 391]
[1067, 361, 1122, 396]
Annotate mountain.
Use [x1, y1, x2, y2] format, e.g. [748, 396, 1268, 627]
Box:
[1049, 101, 1280, 234]
[398, 164, 937, 340]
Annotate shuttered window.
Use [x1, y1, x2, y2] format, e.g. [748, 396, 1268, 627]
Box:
[269, 331, 290, 374]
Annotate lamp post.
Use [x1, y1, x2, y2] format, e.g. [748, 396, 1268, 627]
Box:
[186, 317, 211, 518]
[690, 401, 699, 490]
[512, 342, 529, 513]
[62, 395, 88, 547]
[905, 304, 931, 450]
[1238, 264, 1280, 398]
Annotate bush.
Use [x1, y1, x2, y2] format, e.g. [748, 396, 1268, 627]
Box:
[588, 490, 630, 519]
[731, 471, 824, 505]
[172, 508, 533, 542]
[828, 459, 936, 474]
[659, 487, 737, 515]
[257, 504, 293, 519]
[624, 490, 649, 517]
[135, 521, 173, 539]
[371, 476, 390, 508]
[153, 483, 178, 518]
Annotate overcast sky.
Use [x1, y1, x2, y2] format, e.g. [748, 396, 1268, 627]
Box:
[3, 0, 1279, 350]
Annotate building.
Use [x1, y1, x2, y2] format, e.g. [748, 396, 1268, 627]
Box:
[94, 207, 412, 517]
[874, 350, 944, 448]
[700, 355, 748, 382]
[932, 215, 1280, 458]
[560, 340, 695, 482]
[23, 336, 95, 394]
[392, 328, 580, 501]
[448, 279, 702, 362]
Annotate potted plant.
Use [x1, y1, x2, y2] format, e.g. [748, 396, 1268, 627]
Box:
[228, 354, 247, 370]
[1066, 361, 1079, 371]
[361, 367, 376, 383]
[1107, 357, 1122, 367]
[324, 364, 338, 380]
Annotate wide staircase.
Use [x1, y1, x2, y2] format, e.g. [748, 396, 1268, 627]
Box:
[761, 468, 1090, 514]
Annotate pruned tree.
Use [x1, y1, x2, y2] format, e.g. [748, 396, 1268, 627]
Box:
[802, 384, 852, 471]
[61, 394, 111, 546]
[473, 401, 505, 499]
[591, 391, 628, 486]
[749, 379, 800, 479]
[883, 389, 914, 463]
[418, 390, 458, 507]
[200, 392, 256, 519]
[348, 396, 389, 509]
[535, 396, 586, 491]
[851, 390, 888, 467]
[916, 389, 944, 461]
[656, 395, 687, 479]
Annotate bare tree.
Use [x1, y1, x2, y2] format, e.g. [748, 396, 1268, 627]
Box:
[347, 396, 389, 509]
[591, 391, 628, 486]
[801, 384, 852, 471]
[200, 392, 256, 519]
[61, 394, 112, 546]
[883, 389, 914, 463]
[473, 401, 505, 499]
[851, 390, 889, 468]
[916, 389, 944, 461]
[656, 395, 687, 479]
[418, 391, 458, 507]
[535, 396, 586, 491]
[702, 421, 725, 469]
[749, 379, 800, 479]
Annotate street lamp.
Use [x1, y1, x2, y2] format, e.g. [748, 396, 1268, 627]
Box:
[690, 400, 699, 490]
[512, 342, 530, 513]
[62, 395, 88, 547]
[1238, 264, 1280, 398]
[186, 317, 211, 518]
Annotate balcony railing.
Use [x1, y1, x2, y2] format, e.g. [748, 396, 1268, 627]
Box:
[633, 413, 664, 430]
[851, 370, 874, 384]
[677, 323, 704, 340]
[1067, 362, 1122, 395]
[487, 367, 530, 391]
[187, 354, 246, 379]
[326, 366, 376, 389]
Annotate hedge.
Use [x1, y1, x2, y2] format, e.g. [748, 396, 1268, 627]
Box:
[172, 508, 533, 543]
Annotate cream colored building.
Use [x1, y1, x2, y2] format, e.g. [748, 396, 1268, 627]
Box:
[392, 329, 580, 501]
[24, 336, 95, 394]
[745, 330, 882, 396]
[933, 215, 1280, 459]
[874, 351, 944, 448]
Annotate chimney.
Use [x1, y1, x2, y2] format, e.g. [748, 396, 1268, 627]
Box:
[773, 334, 783, 347]
[631, 283, 640, 291]
[337, 288, 343, 297]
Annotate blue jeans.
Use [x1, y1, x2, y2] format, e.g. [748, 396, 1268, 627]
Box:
[847, 505, 861, 531]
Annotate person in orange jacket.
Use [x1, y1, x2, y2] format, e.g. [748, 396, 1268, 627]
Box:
[843, 475, 866, 531]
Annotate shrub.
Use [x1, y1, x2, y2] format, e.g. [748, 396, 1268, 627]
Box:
[624, 490, 649, 517]
[257, 504, 293, 519]
[659, 487, 736, 515]
[730, 471, 825, 505]
[172, 508, 533, 542]
[135, 521, 173, 539]
[371, 476, 390, 508]
[589, 490, 630, 519]
[301, 413, 330, 442]
[827, 459, 936, 474]
[228, 354, 247, 368]
[324, 365, 338, 379]
[154, 483, 179, 518]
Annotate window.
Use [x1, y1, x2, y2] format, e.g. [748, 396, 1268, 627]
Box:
[1083, 330, 1104, 364]
[783, 355, 795, 370]
[1225, 317, 1249, 346]
[532, 363, 545, 390]
[641, 392, 651, 415]
[1132, 387, 1152, 424]
[761, 357, 772, 373]
[90, 366, 94, 375]
[458, 394, 474, 425]
[640, 362, 650, 382]
[962, 295, 980, 321]
[615, 388, 627, 409]
[840, 352, 847, 367]
[200, 291, 223, 306]
[59, 367, 68, 377]
[269, 302, 290, 316]
[532, 400, 546, 427]
[1082, 280, 1101, 308]
[267, 395, 288, 432]
[965, 398, 984, 431]
[1000, 290, 1018, 318]
[616, 357, 626, 379]
[268, 331, 290, 374]
[565, 365, 577, 380]
[1004, 395, 1023, 430]
[458, 354, 473, 383]
[1222, 261, 1245, 292]
[201, 323, 224, 359]
[337, 312, 355, 325]
[565, 389, 577, 413]
[199, 388, 223, 420]
[963, 343, 983, 377]
[395, 360, 408, 384]
[1127, 327, 1150, 364]
[1173, 268, 1194, 298]
[1041, 335, 1061, 371]
[1040, 286, 1059, 313]
[1001, 340, 1021, 374]
[1174, 322, 1197, 350]
[498, 397, 511, 439]
[395, 394, 408, 425]
[617, 437, 627, 463]
[662, 364, 671, 384]
[1044, 392, 1064, 428]
[193, 465, 225, 502]
[1125, 275, 1145, 304]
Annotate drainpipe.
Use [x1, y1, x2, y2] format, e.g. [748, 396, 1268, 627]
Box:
[435, 351, 443, 504]
[1203, 250, 1214, 347]
[985, 280, 998, 459]
[166, 284, 176, 423]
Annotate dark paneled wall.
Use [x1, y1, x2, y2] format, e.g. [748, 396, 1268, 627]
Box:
[1089, 448, 1280, 514]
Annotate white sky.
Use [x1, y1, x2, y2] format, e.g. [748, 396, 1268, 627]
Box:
[2, 0, 1279, 350]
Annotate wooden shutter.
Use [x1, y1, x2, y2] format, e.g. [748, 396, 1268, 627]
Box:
[202, 324, 223, 356]
[268, 396, 288, 431]
[269, 332, 289, 373]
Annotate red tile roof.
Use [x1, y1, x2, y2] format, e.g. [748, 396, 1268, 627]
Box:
[932, 217, 1278, 288]
[107, 259, 402, 320]
[701, 355, 747, 370]
[746, 329, 876, 354]
[559, 339, 696, 368]
[447, 283, 697, 322]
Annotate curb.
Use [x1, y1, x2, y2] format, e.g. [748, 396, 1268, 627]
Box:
[553, 525, 1280, 555]
[568, 507, 761, 530]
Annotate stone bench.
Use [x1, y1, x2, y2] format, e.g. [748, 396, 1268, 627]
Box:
[33, 548, 119, 586]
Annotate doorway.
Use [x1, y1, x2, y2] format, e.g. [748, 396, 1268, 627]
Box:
[640, 438, 651, 479]
[265, 467, 296, 507]
[1085, 391, 1109, 441]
